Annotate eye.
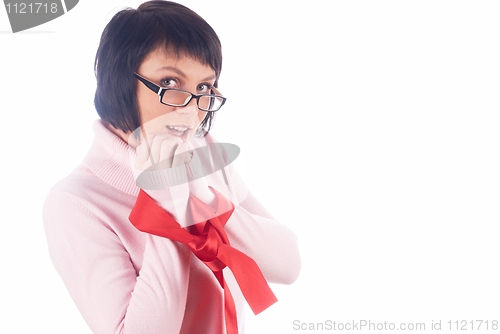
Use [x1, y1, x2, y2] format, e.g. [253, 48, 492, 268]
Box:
[197, 83, 212, 94]
[160, 78, 179, 88]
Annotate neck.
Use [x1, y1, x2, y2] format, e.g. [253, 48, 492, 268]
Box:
[104, 122, 140, 148]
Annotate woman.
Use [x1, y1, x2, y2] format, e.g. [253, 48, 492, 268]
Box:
[43, 1, 301, 333]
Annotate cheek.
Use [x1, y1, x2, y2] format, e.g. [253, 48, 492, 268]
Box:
[140, 113, 170, 134]
[141, 106, 164, 126]
[197, 110, 208, 124]
[136, 87, 162, 123]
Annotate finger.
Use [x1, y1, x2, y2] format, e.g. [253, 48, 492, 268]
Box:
[137, 133, 168, 168]
[171, 142, 192, 167]
[159, 135, 183, 164]
[136, 130, 184, 169]
[135, 130, 160, 170]
[135, 142, 151, 170]
[144, 133, 177, 163]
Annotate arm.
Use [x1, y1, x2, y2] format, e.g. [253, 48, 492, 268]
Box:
[134, 134, 301, 285]
[43, 190, 190, 334]
[225, 185, 302, 285]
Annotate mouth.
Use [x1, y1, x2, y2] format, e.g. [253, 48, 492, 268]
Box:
[165, 125, 192, 142]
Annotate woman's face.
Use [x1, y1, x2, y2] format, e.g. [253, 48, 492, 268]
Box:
[134, 48, 216, 142]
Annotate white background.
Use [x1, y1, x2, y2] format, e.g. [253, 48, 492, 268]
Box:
[1, 1, 500, 333]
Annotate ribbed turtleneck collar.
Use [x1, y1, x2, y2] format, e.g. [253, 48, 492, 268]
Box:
[81, 120, 140, 196]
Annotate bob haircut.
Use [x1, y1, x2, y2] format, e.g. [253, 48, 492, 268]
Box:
[94, 0, 222, 135]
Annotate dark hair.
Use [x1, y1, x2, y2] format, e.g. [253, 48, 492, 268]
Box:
[94, 0, 222, 135]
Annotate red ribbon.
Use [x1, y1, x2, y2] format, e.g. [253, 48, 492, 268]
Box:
[129, 188, 277, 334]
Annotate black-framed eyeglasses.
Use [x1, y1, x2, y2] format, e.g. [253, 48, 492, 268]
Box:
[133, 72, 226, 112]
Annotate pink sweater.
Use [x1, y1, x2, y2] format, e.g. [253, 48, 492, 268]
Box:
[43, 120, 301, 334]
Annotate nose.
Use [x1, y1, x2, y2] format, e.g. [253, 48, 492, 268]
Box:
[174, 101, 198, 117]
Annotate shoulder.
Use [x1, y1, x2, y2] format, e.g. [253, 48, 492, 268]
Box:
[43, 167, 135, 235]
[45, 168, 118, 208]
[43, 170, 105, 232]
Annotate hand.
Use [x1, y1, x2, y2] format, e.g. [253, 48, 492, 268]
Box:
[131, 130, 219, 226]
[131, 131, 193, 225]
[135, 132, 193, 172]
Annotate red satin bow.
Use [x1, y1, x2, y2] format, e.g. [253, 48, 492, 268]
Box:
[129, 188, 277, 334]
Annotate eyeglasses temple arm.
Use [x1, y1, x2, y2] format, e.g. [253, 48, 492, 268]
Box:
[133, 72, 163, 95]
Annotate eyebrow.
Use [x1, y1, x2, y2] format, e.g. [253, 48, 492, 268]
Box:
[156, 66, 216, 82]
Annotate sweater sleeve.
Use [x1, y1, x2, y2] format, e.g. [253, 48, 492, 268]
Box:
[141, 135, 302, 286]
[43, 189, 190, 334]
[133, 145, 302, 286]
[223, 165, 302, 285]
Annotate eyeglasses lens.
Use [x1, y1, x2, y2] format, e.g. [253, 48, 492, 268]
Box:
[198, 96, 223, 111]
[161, 90, 191, 107]
[161, 90, 223, 111]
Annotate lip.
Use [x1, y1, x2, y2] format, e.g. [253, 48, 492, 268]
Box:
[165, 124, 193, 142]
